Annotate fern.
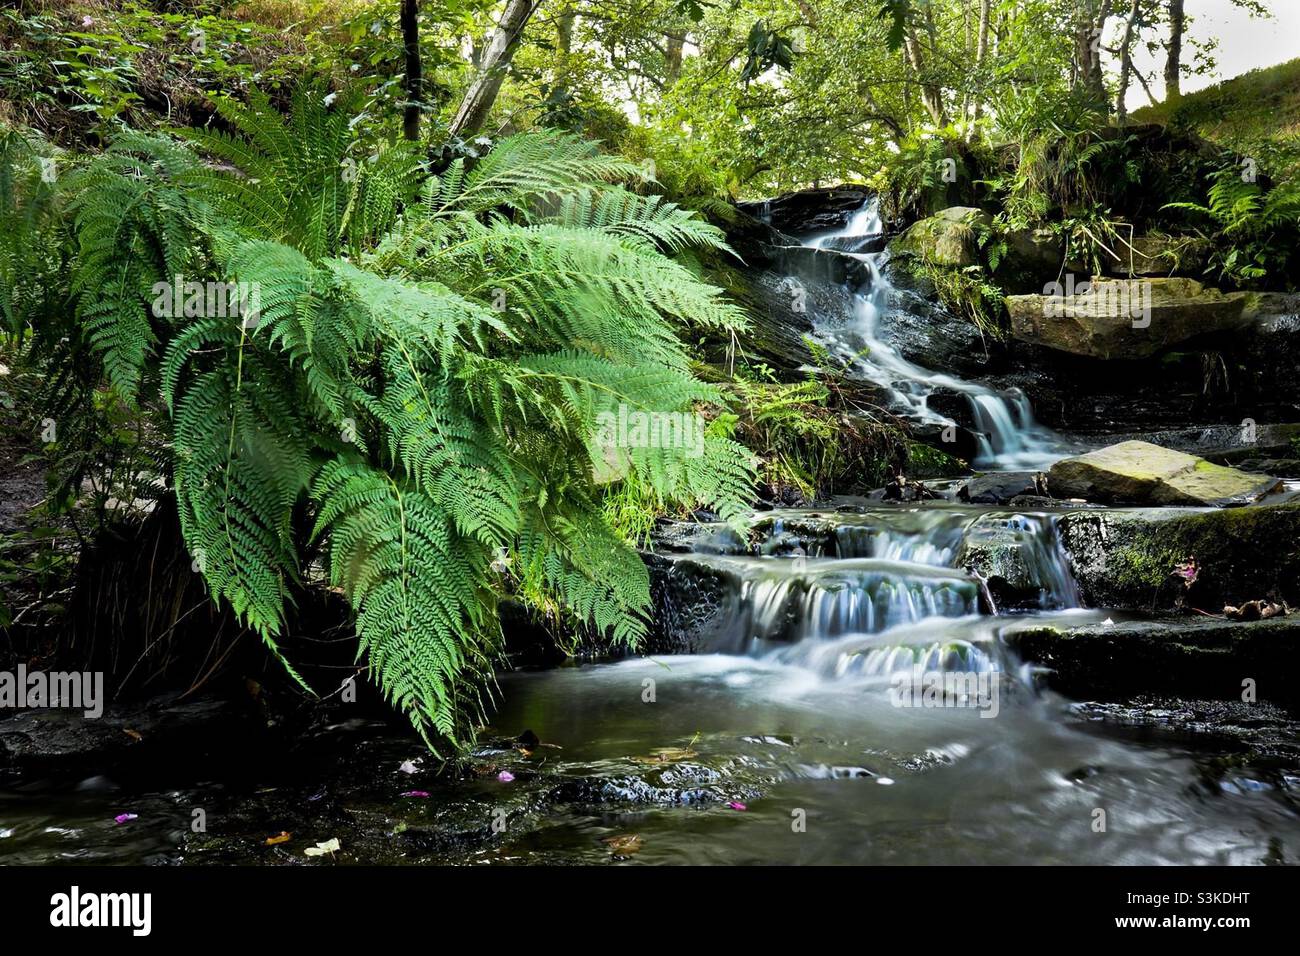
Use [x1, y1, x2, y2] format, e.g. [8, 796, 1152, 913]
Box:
[6, 92, 756, 750]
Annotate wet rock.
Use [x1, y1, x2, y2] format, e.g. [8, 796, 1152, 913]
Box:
[1048, 440, 1280, 506]
[910, 421, 982, 465]
[1068, 698, 1300, 763]
[1008, 615, 1300, 709]
[644, 553, 734, 653]
[1006, 277, 1259, 360]
[958, 472, 1042, 504]
[0, 695, 245, 771]
[820, 233, 888, 255]
[954, 513, 1076, 609]
[723, 247, 865, 373]
[760, 244, 874, 288]
[650, 520, 747, 555]
[888, 206, 991, 268]
[736, 185, 873, 235]
[1004, 495, 1101, 510]
[1056, 503, 1300, 610]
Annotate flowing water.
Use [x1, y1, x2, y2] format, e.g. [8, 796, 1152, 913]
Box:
[2, 503, 1297, 865]
[803, 200, 1068, 470]
[1, 201, 1297, 866]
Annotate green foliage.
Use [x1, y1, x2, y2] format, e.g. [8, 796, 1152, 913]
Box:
[719, 350, 901, 498]
[917, 260, 1007, 343]
[1164, 169, 1300, 283]
[1134, 57, 1300, 179]
[3, 89, 755, 750]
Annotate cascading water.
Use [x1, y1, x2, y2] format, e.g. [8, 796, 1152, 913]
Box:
[799, 199, 1068, 471]
[666, 503, 1081, 662]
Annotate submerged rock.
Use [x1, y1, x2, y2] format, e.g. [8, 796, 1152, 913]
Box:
[1006, 277, 1259, 359]
[1048, 440, 1280, 506]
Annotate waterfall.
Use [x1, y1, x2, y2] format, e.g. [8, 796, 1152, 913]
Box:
[793, 198, 1068, 472]
[666, 504, 1083, 667]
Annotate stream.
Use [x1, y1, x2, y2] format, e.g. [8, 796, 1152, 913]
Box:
[1, 203, 1298, 866]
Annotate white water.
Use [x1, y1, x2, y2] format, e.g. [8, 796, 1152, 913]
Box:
[669, 504, 1082, 660]
[799, 199, 1069, 471]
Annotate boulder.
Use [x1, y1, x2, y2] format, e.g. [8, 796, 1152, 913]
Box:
[888, 206, 991, 268]
[1006, 277, 1259, 359]
[1048, 440, 1280, 507]
[1057, 503, 1300, 610]
[1101, 235, 1212, 277]
[995, 227, 1077, 293]
[958, 471, 1042, 504]
[1007, 615, 1300, 707]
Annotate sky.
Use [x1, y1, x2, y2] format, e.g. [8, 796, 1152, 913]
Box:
[1122, 0, 1300, 109]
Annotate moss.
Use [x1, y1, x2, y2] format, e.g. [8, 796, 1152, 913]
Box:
[906, 441, 967, 479]
[1061, 504, 1300, 609]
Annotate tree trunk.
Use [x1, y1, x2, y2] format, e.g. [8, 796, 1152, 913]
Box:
[1116, 0, 1141, 123]
[968, 0, 991, 134]
[1164, 0, 1184, 99]
[449, 0, 540, 139]
[903, 17, 947, 126]
[665, 33, 684, 87]
[401, 0, 422, 141]
[1072, 0, 1114, 107]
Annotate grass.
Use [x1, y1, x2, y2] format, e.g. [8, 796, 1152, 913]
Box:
[1133, 57, 1300, 176]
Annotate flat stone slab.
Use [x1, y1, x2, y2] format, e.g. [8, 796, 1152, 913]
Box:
[1048, 439, 1280, 506]
[1006, 277, 1258, 359]
[1008, 614, 1300, 707]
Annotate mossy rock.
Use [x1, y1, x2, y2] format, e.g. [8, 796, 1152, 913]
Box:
[1048, 440, 1280, 506]
[889, 207, 991, 268]
[1058, 503, 1300, 610]
[1008, 615, 1300, 708]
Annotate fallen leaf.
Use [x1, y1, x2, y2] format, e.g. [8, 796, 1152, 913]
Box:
[122, 728, 143, 742]
[304, 838, 341, 857]
[397, 760, 419, 774]
[602, 834, 644, 856]
[1173, 556, 1199, 588]
[632, 747, 697, 765]
[264, 831, 291, 846]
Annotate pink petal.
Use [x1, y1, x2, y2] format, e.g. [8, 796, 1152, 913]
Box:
[400, 790, 429, 798]
[114, 813, 137, 824]
[497, 771, 515, 782]
[727, 801, 747, 811]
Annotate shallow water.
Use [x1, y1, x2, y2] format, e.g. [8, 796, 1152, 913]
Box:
[2, 604, 1297, 865]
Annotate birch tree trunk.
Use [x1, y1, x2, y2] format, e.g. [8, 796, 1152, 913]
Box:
[1164, 0, 1184, 99]
[449, 0, 540, 139]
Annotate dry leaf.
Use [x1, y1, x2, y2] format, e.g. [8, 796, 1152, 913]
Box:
[602, 834, 644, 856]
[632, 747, 696, 765]
[264, 831, 291, 846]
[304, 837, 341, 857]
